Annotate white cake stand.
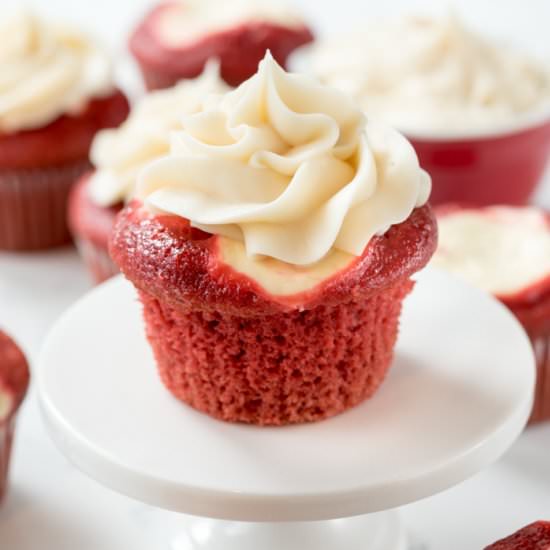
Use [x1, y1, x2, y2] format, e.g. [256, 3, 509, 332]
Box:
[37, 268, 535, 549]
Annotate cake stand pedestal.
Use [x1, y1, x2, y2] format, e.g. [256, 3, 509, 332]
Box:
[37, 269, 535, 549]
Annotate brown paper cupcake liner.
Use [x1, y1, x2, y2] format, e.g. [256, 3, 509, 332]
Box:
[75, 237, 120, 284]
[0, 419, 15, 504]
[0, 159, 91, 251]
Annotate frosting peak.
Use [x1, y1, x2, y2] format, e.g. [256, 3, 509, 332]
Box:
[0, 12, 113, 133]
[139, 53, 430, 265]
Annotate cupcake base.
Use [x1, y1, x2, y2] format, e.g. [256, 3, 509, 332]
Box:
[139, 279, 413, 426]
[0, 159, 90, 250]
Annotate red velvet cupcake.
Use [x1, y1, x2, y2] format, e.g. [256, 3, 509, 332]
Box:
[433, 205, 550, 423]
[0, 331, 30, 504]
[68, 64, 230, 283]
[485, 521, 550, 549]
[129, 0, 314, 90]
[0, 12, 129, 251]
[111, 54, 436, 426]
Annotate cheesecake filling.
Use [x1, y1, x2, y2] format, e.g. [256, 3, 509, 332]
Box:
[433, 207, 550, 296]
[137, 53, 430, 294]
[156, 0, 306, 48]
[217, 236, 356, 296]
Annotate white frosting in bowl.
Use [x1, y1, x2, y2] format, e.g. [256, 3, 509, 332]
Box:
[0, 11, 113, 133]
[433, 207, 550, 296]
[311, 15, 550, 137]
[138, 53, 430, 266]
[156, 0, 305, 47]
[89, 62, 230, 207]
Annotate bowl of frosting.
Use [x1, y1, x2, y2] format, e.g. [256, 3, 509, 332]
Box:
[307, 15, 550, 206]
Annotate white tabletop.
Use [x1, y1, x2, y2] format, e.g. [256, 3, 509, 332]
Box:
[1, 0, 550, 547]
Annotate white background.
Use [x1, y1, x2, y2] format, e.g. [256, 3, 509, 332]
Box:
[1, 1, 550, 549]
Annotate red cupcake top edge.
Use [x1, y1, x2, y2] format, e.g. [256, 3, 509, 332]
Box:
[0, 90, 130, 170]
[110, 200, 437, 315]
[435, 203, 550, 306]
[129, 1, 314, 83]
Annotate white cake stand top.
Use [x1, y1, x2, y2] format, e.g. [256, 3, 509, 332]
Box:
[38, 268, 534, 522]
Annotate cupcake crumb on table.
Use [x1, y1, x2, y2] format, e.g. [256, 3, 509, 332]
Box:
[0, 331, 30, 504]
[432, 205, 550, 423]
[0, 11, 129, 251]
[68, 62, 230, 284]
[129, 0, 314, 90]
[111, 53, 436, 426]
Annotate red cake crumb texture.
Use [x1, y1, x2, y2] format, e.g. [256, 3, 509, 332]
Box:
[485, 521, 550, 549]
[0, 91, 129, 251]
[0, 331, 30, 504]
[110, 201, 437, 425]
[68, 172, 122, 283]
[129, 2, 314, 89]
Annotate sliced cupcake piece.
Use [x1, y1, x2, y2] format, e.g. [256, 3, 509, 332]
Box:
[433, 205, 550, 422]
[485, 521, 550, 549]
[0, 331, 30, 504]
[129, 0, 314, 90]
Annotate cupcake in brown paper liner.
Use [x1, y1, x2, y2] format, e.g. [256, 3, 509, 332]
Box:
[0, 12, 129, 251]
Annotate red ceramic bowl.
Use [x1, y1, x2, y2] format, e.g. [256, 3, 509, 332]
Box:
[408, 112, 550, 206]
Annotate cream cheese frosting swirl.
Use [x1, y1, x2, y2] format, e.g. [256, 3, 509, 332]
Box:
[0, 11, 113, 133]
[311, 15, 550, 135]
[138, 53, 430, 266]
[89, 62, 230, 207]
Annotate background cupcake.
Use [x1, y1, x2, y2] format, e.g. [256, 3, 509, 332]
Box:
[0, 12, 130, 251]
[0, 331, 30, 504]
[308, 15, 550, 206]
[432, 205, 550, 423]
[68, 62, 230, 283]
[129, 0, 314, 90]
[111, 53, 436, 426]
